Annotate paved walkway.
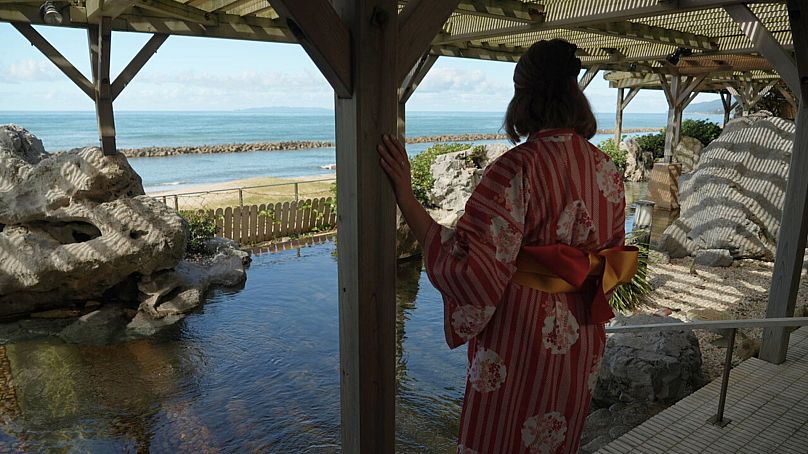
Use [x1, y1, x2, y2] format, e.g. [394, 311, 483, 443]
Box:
[598, 326, 808, 453]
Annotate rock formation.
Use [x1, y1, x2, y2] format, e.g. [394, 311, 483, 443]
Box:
[672, 136, 704, 173]
[658, 113, 795, 261]
[0, 125, 187, 317]
[621, 138, 648, 182]
[594, 314, 705, 405]
[395, 143, 508, 258]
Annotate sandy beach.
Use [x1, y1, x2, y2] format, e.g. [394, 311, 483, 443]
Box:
[148, 173, 335, 210]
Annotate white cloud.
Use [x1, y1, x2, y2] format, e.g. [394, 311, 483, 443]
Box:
[418, 67, 510, 95]
[138, 68, 332, 94]
[0, 59, 60, 83]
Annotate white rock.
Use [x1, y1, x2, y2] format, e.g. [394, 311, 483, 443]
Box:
[673, 136, 704, 173]
[659, 113, 795, 261]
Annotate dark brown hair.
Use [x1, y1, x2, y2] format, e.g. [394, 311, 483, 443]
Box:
[503, 39, 597, 143]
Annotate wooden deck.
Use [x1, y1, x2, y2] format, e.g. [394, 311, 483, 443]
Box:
[598, 326, 808, 454]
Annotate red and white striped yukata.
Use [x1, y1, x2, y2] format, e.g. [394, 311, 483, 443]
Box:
[423, 128, 626, 454]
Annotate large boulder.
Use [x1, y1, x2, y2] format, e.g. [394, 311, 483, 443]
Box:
[658, 113, 795, 260]
[0, 125, 187, 317]
[622, 138, 647, 182]
[594, 314, 705, 405]
[673, 136, 704, 173]
[395, 143, 508, 258]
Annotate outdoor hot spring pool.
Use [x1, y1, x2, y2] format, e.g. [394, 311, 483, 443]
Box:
[0, 183, 657, 452]
[0, 239, 466, 453]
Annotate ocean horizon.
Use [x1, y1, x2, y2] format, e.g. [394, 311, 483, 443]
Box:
[0, 110, 723, 191]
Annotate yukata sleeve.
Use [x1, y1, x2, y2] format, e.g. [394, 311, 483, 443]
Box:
[422, 153, 530, 348]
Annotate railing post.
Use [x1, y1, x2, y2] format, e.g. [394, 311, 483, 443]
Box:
[238, 188, 244, 209]
[173, 194, 179, 211]
[709, 327, 736, 427]
[294, 182, 299, 202]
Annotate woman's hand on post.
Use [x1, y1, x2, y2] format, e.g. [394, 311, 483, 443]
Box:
[377, 134, 413, 199]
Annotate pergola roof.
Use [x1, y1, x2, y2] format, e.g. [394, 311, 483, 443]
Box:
[0, 0, 793, 76]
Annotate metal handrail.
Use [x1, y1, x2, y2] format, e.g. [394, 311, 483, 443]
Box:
[605, 316, 808, 427]
[153, 177, 337, 197]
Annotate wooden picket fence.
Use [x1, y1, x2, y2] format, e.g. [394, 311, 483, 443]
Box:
[195, 197, 337, 245]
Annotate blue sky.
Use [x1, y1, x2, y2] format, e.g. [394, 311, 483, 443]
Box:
[0, 23, 716, 113]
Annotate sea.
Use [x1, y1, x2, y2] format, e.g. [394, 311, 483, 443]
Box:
[0, 110, 723, 192]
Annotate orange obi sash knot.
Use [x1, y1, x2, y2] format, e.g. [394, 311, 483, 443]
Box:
[513, 244, 639, 324]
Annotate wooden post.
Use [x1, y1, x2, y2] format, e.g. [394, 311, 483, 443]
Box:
[720, 90, 736, 126]
[662, 74, 681, 161]
[332, 1, 398, 451]
[760, 0, 808, 364]
[94, 17, 117, 155]
[659, 72, 706, 161]
[614, 86, 640, 145]
[615, 87, 624, 145]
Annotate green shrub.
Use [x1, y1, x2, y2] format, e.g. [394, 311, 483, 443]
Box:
[411, 143, 471, 206]
[180, 210, 218, 255]
[680, 119, 722, 147]
[635, 131, 666, 159]
[597, 138, 627, 175]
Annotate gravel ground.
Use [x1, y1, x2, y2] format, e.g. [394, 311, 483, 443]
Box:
[638, 252, 808, 380]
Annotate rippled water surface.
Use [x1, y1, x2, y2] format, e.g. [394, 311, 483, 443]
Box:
[0, 182, 665, 452]
[0, 242, 466, 453]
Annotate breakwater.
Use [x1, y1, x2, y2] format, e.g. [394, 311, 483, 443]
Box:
[121, 128, 661, 158]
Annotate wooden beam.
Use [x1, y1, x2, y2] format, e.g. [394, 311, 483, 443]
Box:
[578, 65, 600, 91]
[397, 0, 460, 84]
[10, 22, 96, 100]
[94, 16, 117, 155]
[271, 0, 352, 98]
[432, 21, 544, 46]
[455, 0, 544, 23]
[111, 33, 168, 100]
[720, 89, 734, 125]
[725, 4, 800, 96]
[778, 84, 798, 111]
[400, 53, 438, 104]
[399, 54, 438, 138]
[431, 42, 523, 62]
[135, 0, 216, 25]
[575, 20, 719, 52]
[760, 0, 808, 364]
[86, 0, 138, 22]
[333, 0, 397, 451]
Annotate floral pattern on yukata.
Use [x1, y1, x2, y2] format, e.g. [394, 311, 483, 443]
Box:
[595, 155, 624, 203]
[489, 216, 520, 264]
[556, 199, 596, 247]
[521, 412, 568, 453]
[468, 347, 507, 393]
[541, 299, 580, 354]
[587, 354, 602, 392]
[452, 305, 496, 341]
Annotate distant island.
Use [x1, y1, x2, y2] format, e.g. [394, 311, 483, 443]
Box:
[235, 106, 333, 114]
[685, 99, 724, 115]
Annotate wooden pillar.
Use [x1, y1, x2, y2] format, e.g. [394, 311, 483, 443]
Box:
[614, 86, 640, 144]
[760, 0, 808, 364]
[332, 1, 398, 451]
[659, 73, 706, 161]
[93, 17, 117, 155]
[615, 87, 625, 144]
[272, 1, 458, 450]
[720, 90, 737, 126]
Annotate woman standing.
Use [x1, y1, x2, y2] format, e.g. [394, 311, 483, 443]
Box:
[378, 39, 633, 453]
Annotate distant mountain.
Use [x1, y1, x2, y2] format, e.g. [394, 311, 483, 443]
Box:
[686, 99, 724, 114]
[236, 106, 333, 114]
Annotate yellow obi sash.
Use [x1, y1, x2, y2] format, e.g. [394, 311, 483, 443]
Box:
[512, 244, 639, 324]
